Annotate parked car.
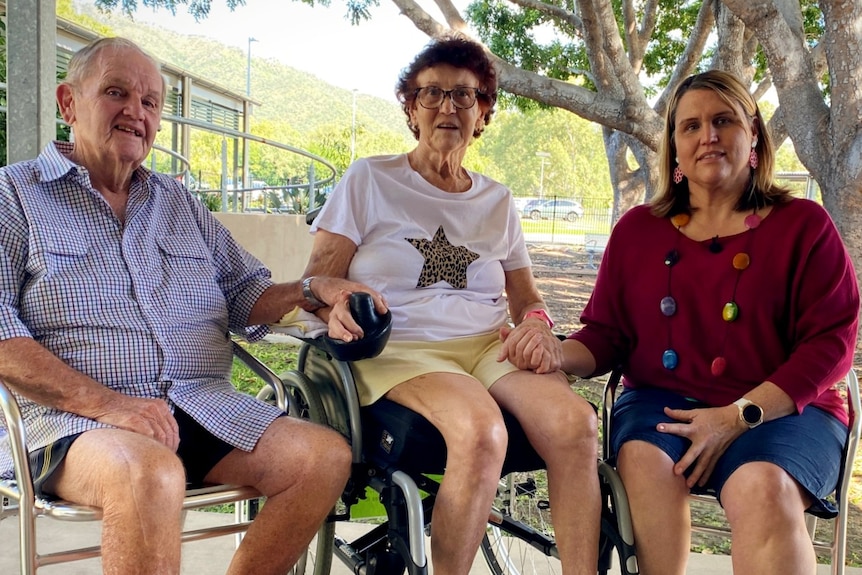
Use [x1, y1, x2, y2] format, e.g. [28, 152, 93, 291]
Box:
[512, 197, 531, 213]
[528, 199, 585, 222]
[520, 198, 547, 218]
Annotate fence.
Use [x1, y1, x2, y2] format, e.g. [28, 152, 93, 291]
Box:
[518, 196, 613, 248]
[520, 172, 818, 249]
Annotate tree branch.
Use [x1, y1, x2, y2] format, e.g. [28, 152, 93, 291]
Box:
[653, 0, 715, 118]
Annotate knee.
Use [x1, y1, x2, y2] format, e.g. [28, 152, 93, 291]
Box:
[561, 395, 598, 443]
[329, 429, 353, 482]
[104, 446, 186, 511]
[446, 410, 508, 469]
[617, 441, 680, 490]
[295, 423, 352, 487]
[722, 462, 806, 526]
[534, 394, 598, 452]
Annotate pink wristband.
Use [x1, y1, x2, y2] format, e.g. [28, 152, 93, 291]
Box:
[523, 309, 554, 329]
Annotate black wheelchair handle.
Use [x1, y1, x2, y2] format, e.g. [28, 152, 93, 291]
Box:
[348, 292, 387, 331]
[315, 292, 392, 362]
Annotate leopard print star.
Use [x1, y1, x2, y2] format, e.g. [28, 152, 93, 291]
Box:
[405, 225, 480, 289]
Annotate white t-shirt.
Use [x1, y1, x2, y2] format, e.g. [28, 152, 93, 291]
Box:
[311, 154, 532, 342]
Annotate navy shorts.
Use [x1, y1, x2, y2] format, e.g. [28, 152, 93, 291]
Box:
[610, 387, 848, 518]
[175, 407, 236, 486]
[29, 407, 237, 499]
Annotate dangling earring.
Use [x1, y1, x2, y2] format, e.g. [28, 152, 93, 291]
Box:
[673, 158, 684, 184]
[749, 140, 759, 169]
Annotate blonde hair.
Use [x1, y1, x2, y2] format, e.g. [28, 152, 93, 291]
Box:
[651, 70, 790, 218]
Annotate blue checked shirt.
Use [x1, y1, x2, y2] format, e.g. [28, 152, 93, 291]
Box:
[0, 142, 285, 479]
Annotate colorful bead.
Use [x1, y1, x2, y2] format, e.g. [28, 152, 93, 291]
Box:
[670, 213, 691, 227]
[744, 213, 762, 229]
[711, 357, 727, 376]
[722, 301, 739, 322]
[660, 296, 677, 316]
[732, 253, 750, 270]
[662, 349, 679, 370]
[662, 209, 758, 375]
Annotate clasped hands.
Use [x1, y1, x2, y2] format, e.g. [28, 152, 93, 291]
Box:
[497, 317, 562, 374]
[497, 319, 748, 487]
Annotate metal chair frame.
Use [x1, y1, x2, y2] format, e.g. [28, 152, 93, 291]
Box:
[0, 341, 290, 574]
[601, 368, 861, 575]
[584, 233, 610, 270]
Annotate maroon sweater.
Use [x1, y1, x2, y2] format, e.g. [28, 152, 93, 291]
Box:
[570, 199, 859, 425]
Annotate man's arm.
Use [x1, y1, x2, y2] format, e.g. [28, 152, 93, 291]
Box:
[247, 277, 387, 342]
[0, 337, 179, 449]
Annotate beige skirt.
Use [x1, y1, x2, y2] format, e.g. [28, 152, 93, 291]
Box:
[349, 331, 521, 406]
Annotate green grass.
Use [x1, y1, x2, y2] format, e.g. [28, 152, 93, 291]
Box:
[231, 338, 300, 396]
[520, 219, 611, 236]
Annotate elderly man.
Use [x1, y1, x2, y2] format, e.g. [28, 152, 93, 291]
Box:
[0, 37, 384, 575]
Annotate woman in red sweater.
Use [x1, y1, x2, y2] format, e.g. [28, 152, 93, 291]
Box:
[555, 71, 857, 574]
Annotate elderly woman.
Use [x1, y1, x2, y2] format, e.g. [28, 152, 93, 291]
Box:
[304, 36, 600, 575]
[546, 70, 859, 575]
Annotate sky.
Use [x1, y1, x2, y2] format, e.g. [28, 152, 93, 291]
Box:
[129, 0, 451, 102]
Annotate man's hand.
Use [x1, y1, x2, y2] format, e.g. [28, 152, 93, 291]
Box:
[92, 395, 180, 451]
[313, 278, 387, 342]
[657, 404, 745, 488]
[497, 320, 562, 374]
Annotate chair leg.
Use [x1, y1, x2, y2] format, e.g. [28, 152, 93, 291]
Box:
[831, 511, 848, 575]
[20, 505, 37, 574]
[805, 514, 817, 540]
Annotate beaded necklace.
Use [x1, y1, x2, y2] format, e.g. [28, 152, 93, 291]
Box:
[661, 210, 762, 376]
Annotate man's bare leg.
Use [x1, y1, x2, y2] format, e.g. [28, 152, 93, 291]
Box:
[48, 428, 187, 575]
[204, 416, 352, 575]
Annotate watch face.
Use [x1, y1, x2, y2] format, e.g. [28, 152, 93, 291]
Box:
[742, 404, 762, 424]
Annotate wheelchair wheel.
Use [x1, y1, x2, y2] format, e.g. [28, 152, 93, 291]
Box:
[258, 372, 336, 575]
[481, 470, 559, 575]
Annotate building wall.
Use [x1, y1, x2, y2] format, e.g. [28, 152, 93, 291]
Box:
[213, 213, 314, 283]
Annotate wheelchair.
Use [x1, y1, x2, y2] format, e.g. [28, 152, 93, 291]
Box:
[267, 293, 639, 575]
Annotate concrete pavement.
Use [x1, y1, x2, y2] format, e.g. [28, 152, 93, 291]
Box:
[1, 511, 860, 574]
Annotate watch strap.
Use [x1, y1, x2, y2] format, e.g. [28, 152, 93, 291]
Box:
[301, 276, 326, 310]
[732, 398, 763, 428]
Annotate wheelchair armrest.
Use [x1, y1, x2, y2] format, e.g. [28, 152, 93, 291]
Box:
[0, 378, 37, 507]
[601, 367, 624, 461]
[305, 206, 322, 226]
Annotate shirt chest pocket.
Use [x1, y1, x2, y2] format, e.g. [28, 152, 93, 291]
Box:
[156, 234, 219, 293]
[39, 235, 91, 280]
[157, 235, 212, 268]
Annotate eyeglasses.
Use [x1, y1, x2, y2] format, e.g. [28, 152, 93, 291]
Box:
[413, 86, 483, 110]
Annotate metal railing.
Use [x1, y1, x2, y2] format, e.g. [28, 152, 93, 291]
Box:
[148, 113, 337, 214]
[0, 85, 333, 214]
